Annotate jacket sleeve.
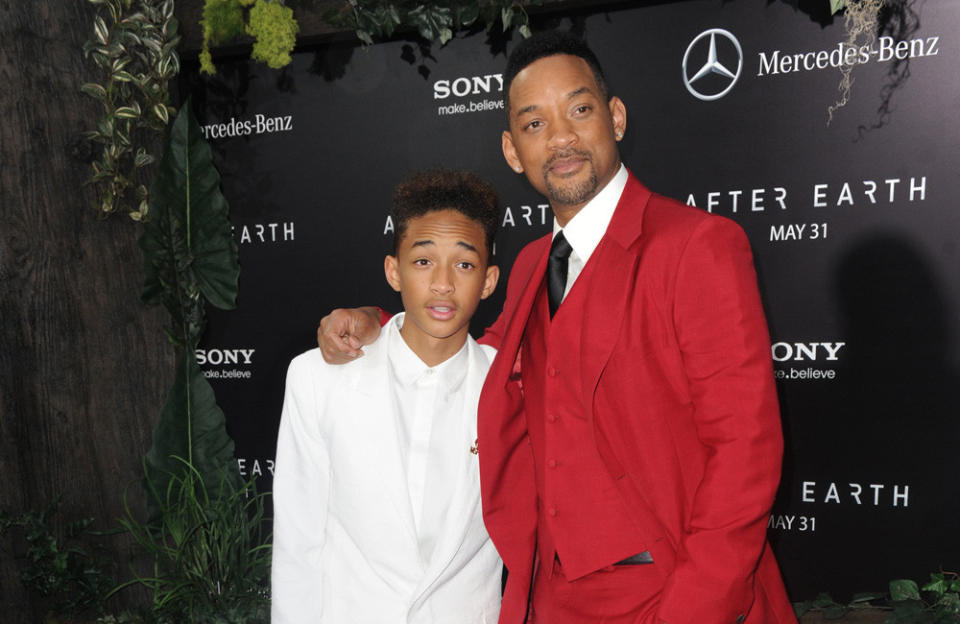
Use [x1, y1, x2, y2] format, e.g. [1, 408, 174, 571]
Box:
[271, 354, 331, 623]
[655, 217, 783, 624]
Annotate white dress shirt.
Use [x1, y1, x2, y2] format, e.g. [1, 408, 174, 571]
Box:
[552, 163, 629, 300]
[388, 313, 470, 563]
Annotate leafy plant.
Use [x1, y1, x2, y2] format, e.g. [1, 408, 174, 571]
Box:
[795, 572, 960, 623]
[105, 100, 269, 623]
[0, 498, 115, 620]
[325, 0, 539, 46]
[885, 574, 960, 623]
[138, 99, 241, 511]
[112, 461, 271, 623]
[82, 0, 180, 220]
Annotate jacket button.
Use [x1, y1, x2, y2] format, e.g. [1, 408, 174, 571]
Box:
[547, 413, 557, 423]
[548, 507, 557, 517]
[547, 459, 558, 468]
[736, 615, 745, 623]
[547, 366, 558, 377]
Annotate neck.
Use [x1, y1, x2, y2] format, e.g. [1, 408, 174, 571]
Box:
[399, 323, 468, 368]
[551, 161, 622, 228]
[552, 204, 582, 228]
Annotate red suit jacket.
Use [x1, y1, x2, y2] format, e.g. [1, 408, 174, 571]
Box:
[477, 173, 796, 623]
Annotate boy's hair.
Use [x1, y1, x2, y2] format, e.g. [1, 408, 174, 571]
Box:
[503, 31, 610, 115]
[391, 169, 500, 258]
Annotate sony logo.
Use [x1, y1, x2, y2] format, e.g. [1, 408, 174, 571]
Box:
[771, 342, 845, 362]
[433, 74, 503, 100]
[195, 349, 255, 366]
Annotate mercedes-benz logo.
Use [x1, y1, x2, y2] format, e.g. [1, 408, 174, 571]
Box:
[682, 28, 743, 101]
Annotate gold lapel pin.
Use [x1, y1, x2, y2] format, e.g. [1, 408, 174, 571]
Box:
[470, 438, 479, 455]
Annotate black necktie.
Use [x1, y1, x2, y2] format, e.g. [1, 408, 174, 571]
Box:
[547, 232, 573, 318]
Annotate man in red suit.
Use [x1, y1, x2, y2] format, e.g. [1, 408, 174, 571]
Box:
[319, 31, 796, 624]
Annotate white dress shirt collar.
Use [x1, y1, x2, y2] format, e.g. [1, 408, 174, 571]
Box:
[552, 163, 628, 266]
[387, 312, 469, 392]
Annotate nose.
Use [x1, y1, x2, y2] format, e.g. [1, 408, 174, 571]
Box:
[430, 266, 454, 295]
[547, 117, 577, 150]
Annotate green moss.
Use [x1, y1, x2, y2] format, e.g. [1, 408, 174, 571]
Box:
[203, 0, 246, 45]
[246, 0, 299, 69]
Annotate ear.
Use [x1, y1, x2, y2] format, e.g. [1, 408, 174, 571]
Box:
[609, 96, 627, 142]
[384, 255, 401, 292]
[480, 265, 500, 300]
[501, 130, 523, 173]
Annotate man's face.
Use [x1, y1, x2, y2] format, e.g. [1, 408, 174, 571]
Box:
[385, 210, 499, 363]
[502, 54, 626, 224]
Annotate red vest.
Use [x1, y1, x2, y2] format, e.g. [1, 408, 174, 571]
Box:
[521, 265, 648, 581]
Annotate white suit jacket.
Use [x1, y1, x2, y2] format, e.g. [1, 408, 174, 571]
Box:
[271, 323, 502, 624]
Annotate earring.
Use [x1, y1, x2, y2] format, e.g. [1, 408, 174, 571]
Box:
[515, 166, 521, 172]
[616, 130, 624, 139]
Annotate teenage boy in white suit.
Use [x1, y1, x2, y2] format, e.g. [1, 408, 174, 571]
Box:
[271, 170, 503, 624]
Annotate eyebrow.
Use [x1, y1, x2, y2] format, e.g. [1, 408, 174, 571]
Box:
[513, 86, 596, 118]
[410, 239, 479, 253]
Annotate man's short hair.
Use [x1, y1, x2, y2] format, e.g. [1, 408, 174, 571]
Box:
[391, 169, 500, 258]
[503, 30, 610, 113]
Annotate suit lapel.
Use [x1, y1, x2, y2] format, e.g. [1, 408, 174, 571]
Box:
[346, 332, 421, 554]
[578, 174, 652, 420]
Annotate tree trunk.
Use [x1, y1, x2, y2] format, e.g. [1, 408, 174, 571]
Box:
[0, 2, 172, 620]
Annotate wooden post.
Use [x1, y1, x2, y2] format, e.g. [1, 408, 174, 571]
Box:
[0, 2, 171, 620]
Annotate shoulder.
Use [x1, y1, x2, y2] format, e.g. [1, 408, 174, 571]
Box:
[284, 348, 335, 392]
[513, 233, 551, 267]
[285, 337, 386, 388]
[504, 233, 550, 293]
[286, 348, 328, 377]
[642, 192, 750, 253]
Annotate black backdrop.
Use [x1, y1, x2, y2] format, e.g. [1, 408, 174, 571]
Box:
[184, 0, 960, 602]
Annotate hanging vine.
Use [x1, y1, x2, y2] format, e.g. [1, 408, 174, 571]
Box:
[81, 0, 180, 220]
[827, 0, 885, 125]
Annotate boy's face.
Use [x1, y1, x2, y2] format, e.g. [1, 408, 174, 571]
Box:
[385, 209, 499, 362]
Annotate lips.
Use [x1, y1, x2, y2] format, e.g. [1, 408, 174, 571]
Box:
[545, 149, 591, 177]
[427, 304, 456, 321]
[549, 158, 585, 176]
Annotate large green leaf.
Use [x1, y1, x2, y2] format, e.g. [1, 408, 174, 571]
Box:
[140, 99, 239, 349]
[890, 579, 922, 602]
[139, 100, 241, 516]
[144, 354, 239, 521]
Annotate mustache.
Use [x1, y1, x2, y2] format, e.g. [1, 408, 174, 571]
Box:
[544, 149, 592, 170]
